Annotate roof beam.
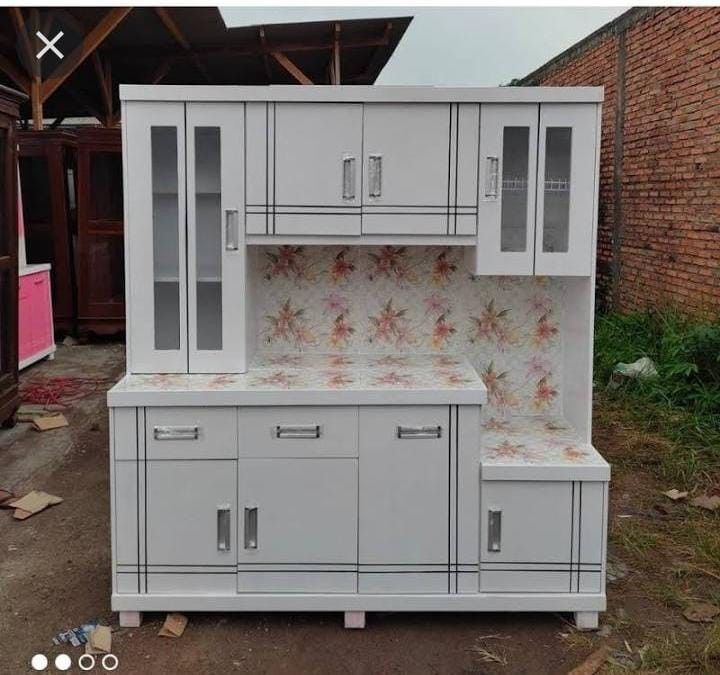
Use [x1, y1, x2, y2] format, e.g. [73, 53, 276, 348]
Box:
[92, 51, 114, 126]
[149, 57, 174, 85]
[258, 27, 272, 82]
[40, 7, 132, 103]
[9, 8, 38, 77]
[331, 22, 341, 85]
[154, 7, 210, 83]
[271, 51, 313, 85]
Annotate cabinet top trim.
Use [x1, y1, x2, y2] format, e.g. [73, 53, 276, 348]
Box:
[119, 85, 604, 104]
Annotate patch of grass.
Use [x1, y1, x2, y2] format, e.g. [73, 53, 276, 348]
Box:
[594, 310, 720, 485]
[612, 519, 661, 557]
[639, 624, 720, 673]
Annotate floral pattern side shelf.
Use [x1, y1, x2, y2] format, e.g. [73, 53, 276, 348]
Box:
[480, 415, 607, 468]
[253, 246, 565, 416]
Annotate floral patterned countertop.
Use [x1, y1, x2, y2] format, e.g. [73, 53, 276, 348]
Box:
[480, 415, 609, 478]
[108, 353, 487, 406]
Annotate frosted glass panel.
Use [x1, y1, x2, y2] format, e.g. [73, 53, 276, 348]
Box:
[151, 126, 180, 350]
[542, 127, 572, 253]
[195, 127, 222, 350]
[500, 127, 529, 252]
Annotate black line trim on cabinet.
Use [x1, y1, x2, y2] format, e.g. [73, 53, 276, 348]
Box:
[569, 480, 575, 593]
[447, 405, 451, 593]
[446, 104, 452, 235]
[135, 408, 140, 594]
[272, 102, 276, 234]
[264, 102, 269, 235]
[578, 483, 583, 593]
[454, 104, 460, 234]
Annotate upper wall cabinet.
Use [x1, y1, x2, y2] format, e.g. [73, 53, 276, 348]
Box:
[362, 104, 478, 236]
[245, 102, 479, 238]
[124, 101, 246, 374]
[534, 104, 597, 276]
[476, 104, 538, 275]
[473, 103, 598, 277]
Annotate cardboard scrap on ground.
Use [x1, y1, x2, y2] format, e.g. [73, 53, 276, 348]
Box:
[663, 489, 688, 501]
[568, 645, 611, 675]
[683, 602, 720, 623]
[690, 494, 720, 511]
[158, 613, 188, 638]
[16, 404, 63, 423]
[85, 625, 112, 654]
[8, 490, 63, 520]
[32, 413, 68, 432]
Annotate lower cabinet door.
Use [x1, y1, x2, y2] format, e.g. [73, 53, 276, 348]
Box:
[358, 406, 450, 593]
[237, 458, 358, 593]
[146, 460, 237, 593]
[480, 481, 573, 593]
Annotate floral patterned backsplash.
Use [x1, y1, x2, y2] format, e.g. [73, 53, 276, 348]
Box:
[251, 246, 566, 416]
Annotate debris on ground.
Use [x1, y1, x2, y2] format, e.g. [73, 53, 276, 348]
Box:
[52, 619, 99, 647]
[662, 488, 688, 501]
[16, 404, 63, 423]
[606, 555, 629, 583]
[568, 645, 611, 675]
[690, 494, 720, 511]
[62, 335, 78, 347]
[86, 625, 112, 654]
[8, 490, 63, 520]
[0, 488, 15, 507]
[609, 357, 658, 388]
[32, 413, 69, 432]
[682, 602, 720, 623]
[158, 613, 188, 638]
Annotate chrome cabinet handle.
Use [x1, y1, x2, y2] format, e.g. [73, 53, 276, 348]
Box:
[369, 153, 382, 198]
[485, 156, 499, 199]
[225, 208, 239, 251]
[342, 155, 356, 200]
[153, 425, 199, 441]
[396, 425, 442, 439]
[274, 424, 321, 439]
[488, 510, 502, 552]
[217, 505, 231, 551]
[244, 506, 258, 549]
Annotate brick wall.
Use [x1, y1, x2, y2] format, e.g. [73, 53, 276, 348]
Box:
[521, 8, 720, 315]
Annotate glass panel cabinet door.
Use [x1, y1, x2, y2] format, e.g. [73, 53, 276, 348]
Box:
[475, 104, 538, 275]
[125, 101, 187, 373]
[186, 103, 246, 373]
[535, 103, 598, 276]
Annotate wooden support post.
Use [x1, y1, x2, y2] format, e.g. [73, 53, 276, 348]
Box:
[0, 53, 30, 92]
[332, 22, 341, 85]
[258, 27, 272, 82]
[272, 51, 313, 85]
[30, 76, 42, 130]
[149, 58, 174, 85]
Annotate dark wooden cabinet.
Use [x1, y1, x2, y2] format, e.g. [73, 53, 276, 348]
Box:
[76, 127, 124, 335]
[18, 131, 78, 334]
[0, 86, 26, 427]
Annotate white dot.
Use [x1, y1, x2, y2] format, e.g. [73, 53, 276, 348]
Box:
[30, 654, 48, 671]
[55, 653, 72, 671]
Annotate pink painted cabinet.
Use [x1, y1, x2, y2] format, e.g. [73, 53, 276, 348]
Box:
[18, 264, 55, 369]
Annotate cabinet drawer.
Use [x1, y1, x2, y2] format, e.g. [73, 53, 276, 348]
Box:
[146, 407, 237, 459]
[238, 407, 358, 457]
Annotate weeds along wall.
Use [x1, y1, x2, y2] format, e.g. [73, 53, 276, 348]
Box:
[249, 245, 578, 419]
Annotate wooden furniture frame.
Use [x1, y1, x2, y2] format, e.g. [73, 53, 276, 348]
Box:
[18, 130, 77, 334]
[0, 85, 26, 427]
[76, 127, 124, 335]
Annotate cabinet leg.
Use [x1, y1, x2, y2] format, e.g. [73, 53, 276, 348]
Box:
[47, 352, 55, 361]
[344, 611, 366, 629]
[574, 611, 599, 631]
[119, 611, 143, 628]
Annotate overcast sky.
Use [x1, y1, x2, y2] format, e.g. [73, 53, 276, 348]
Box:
[220, 7, 627, 85]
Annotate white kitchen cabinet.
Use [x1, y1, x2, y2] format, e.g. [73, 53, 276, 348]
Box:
[476, 104, 538, 275]
[535, 104, 598, 276]
[237, 458, 358, 593]
[363, 104, 451, 235]
[358, 406, 450, 593]
[125, 101, 187, 373]
[146, 459, 237, 593]
[186, 103, 247, 373]
[273, 103, 362, 235]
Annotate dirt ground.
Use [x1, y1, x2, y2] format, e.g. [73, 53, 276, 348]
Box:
[1, 343, 718, 674]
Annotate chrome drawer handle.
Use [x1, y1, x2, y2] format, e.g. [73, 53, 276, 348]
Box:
[342, 155, 356, 200]
[396, 425, 442, 439]
[217, 505, 231, 552]
[274, 425, 321, 439]
[153, 425, 199, 441]
[485, 155, 499, 199]
[369, 153, 382, 198]
[244, 506, 258, 549]
[488, 510, 502, 552]
[225, 208, 239, 251]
